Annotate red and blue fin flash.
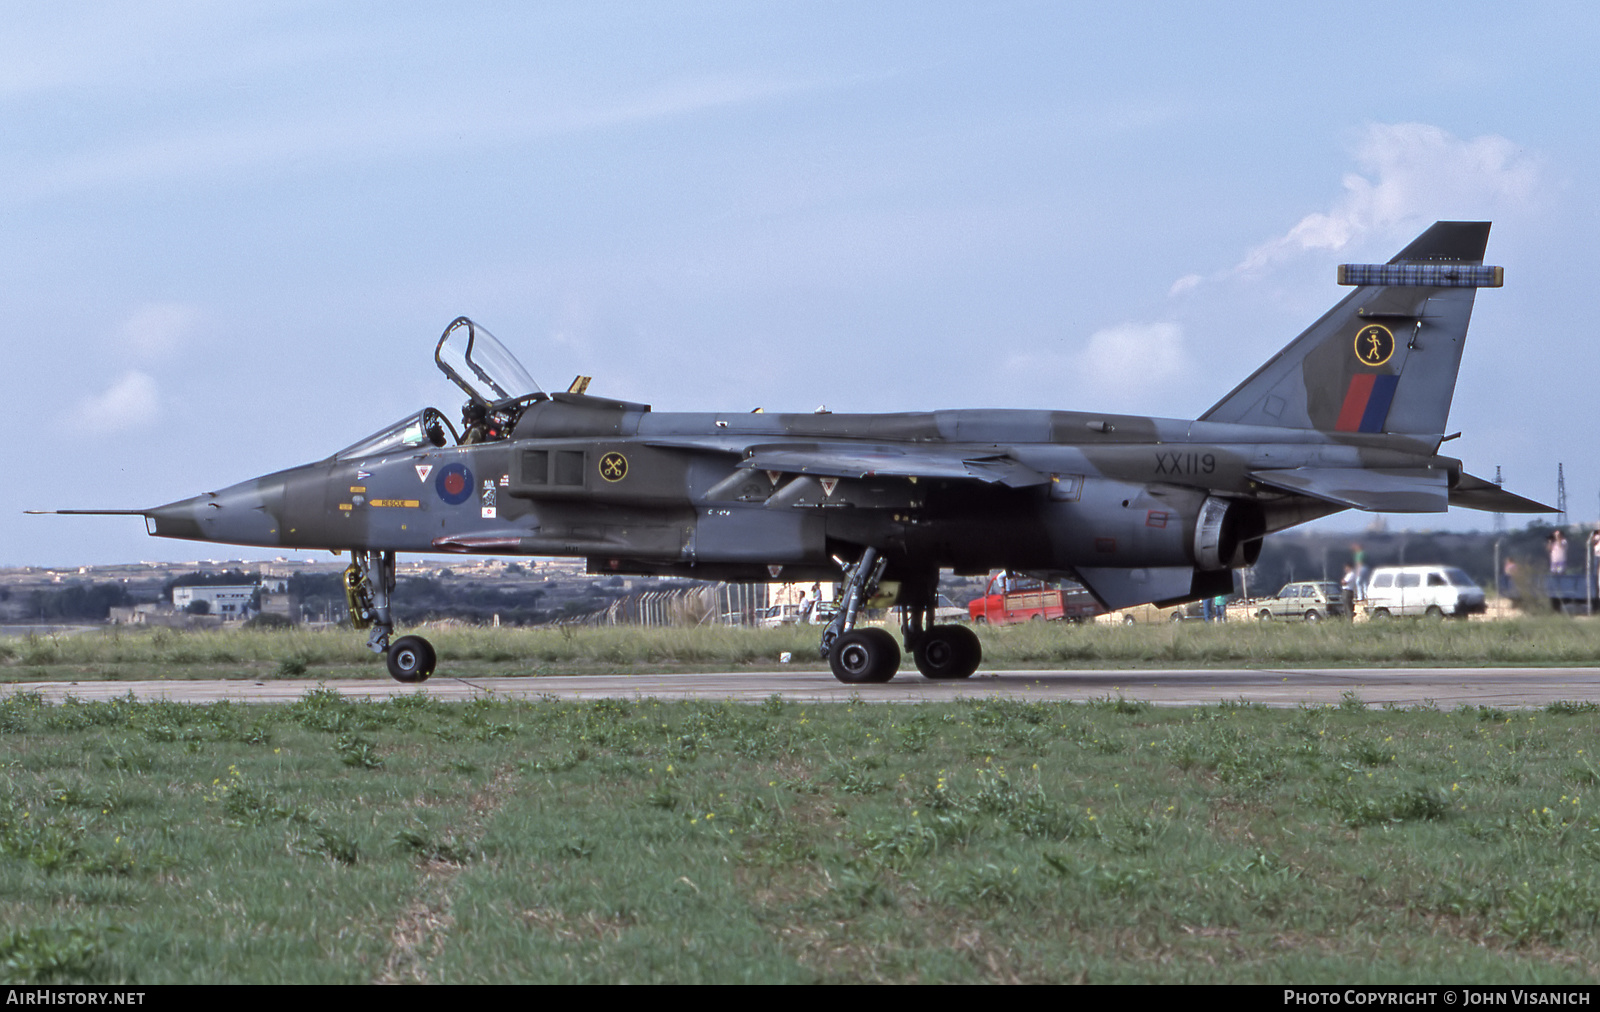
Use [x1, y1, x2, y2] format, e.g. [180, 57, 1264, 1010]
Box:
[1334, 374, 1400, 433]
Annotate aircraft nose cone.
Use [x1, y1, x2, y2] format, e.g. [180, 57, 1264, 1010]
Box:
[146, 474, 288, 547]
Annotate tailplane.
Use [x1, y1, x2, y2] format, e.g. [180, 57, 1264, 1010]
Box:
[1201, 221, 1498, 438]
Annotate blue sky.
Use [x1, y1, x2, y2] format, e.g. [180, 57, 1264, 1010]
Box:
[6, 2, 1597, 566]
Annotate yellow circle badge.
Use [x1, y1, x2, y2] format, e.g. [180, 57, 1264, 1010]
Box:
[1354, 324, 1395, 367]
[599, 452, 629, 482]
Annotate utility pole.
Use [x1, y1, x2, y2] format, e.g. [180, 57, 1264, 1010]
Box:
[1494, 465, 1504, 534]
[1557, 463, 1568, 526]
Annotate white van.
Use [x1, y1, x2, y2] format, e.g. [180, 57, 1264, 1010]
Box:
[1364, 565, 1486, 619]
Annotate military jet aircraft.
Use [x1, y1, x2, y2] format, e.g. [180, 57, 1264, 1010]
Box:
[38, 221, 1547, 683]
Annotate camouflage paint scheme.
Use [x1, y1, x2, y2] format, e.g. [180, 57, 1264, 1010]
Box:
[41, 221, 1548, 681]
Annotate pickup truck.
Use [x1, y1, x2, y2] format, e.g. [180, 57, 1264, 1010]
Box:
[968, 573, 1101, 625]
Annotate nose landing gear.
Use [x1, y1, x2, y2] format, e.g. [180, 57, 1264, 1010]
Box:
[346, 550, 437, 683]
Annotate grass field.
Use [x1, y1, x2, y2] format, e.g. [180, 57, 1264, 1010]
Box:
[5, 688, 1600, 983]
[3, 616, 1600, 682]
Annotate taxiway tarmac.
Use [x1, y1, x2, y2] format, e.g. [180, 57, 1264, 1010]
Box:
[4, 667, 1600, 708]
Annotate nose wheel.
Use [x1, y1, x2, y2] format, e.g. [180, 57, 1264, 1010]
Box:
[386, 635, 437, 683]
[346, 550, 437, 683]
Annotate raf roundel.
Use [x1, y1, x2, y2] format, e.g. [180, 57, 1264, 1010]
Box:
[1353, 324, 1395, 367]
[435, 462, 474, 505]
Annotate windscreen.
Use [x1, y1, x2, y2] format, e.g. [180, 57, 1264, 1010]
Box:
[435, 317, 541, 407]
[335, 408, 452, 460]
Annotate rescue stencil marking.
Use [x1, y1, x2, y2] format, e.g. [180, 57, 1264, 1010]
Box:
[435, 463, 473, 505]
[370, 500, 420, 508]
[415, 465, 433, 482]
[1146, 510, 1169, 528]
[1354, 324, 1395, 366]
[599, 452, 628, 482]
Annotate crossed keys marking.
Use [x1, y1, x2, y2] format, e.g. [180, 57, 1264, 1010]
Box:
[599, 452, 629, 482]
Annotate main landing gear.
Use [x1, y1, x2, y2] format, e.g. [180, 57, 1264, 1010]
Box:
[819, 548, 982, 684]
[346, 550, 437, 683]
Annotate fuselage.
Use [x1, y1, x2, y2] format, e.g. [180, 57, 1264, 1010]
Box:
[142, 397, 1449, 582]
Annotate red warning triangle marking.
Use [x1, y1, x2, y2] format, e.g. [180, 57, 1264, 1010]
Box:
[768, 565, 783, 578]
[766, 470, 781, 485]
[819, 477, 838, 497]
[415, 465, 433, 482]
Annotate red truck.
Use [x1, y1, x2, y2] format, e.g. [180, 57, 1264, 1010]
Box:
[967, 573, 1101, 625]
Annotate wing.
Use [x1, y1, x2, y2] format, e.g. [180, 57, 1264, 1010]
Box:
[736, 443, 1050, 487]
[1248, 467, 1449, 513]
[1447, 471, 1555, 513]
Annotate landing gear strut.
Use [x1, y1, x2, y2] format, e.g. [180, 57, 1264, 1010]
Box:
[820, 548, 899, 683]
[345, 550, 436, 683]
[817, 551, 983, 683]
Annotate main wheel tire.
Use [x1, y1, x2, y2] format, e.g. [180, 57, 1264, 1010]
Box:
[1122, 614, 1136, 625]
[1425, 605, 1445, 619]
[1371, 608, 1391, 620]
[914, 624, 981, 680]
[829, 629, 901, 684]
[386, 635, 436, 683]
[1305, 610, 1322, 622]
[1258, 609, 1272, 621]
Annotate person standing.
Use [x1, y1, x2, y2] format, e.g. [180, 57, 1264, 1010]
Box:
[1340, 564, 1357, 621]
[1550, 530, 1568, 575]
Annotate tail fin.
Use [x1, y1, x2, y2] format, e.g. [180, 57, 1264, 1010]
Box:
[1200, 221, 1497, 436]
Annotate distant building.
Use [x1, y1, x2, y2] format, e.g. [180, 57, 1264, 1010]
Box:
[172, 585, 256, 619]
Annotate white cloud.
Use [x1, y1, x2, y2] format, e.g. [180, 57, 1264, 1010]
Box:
[118, 303, 201, 358]
[1075, 321, 1190, 397]
[73, 371, 159, 432]
[8, 73, 833, 206]
[1238, 123, 1541, 272]
[996, 321, 1193, 410]
[1168, 273, 1202, 297]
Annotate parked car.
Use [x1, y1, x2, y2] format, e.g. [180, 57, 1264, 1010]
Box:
[891, 594, 968, 625]
[1253, 581, 1343, 621]
[1364, 565, 1486, 618]
[1098, 600, 1207, 624]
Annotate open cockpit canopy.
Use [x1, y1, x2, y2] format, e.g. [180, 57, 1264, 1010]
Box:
[435, 316, 543, 409]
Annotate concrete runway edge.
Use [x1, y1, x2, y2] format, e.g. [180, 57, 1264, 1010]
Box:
[5, 667, 1600, 708]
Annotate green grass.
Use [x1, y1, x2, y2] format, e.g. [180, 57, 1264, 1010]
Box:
[4, 617, 1600, 681]
[3, 689, 1600, 982]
